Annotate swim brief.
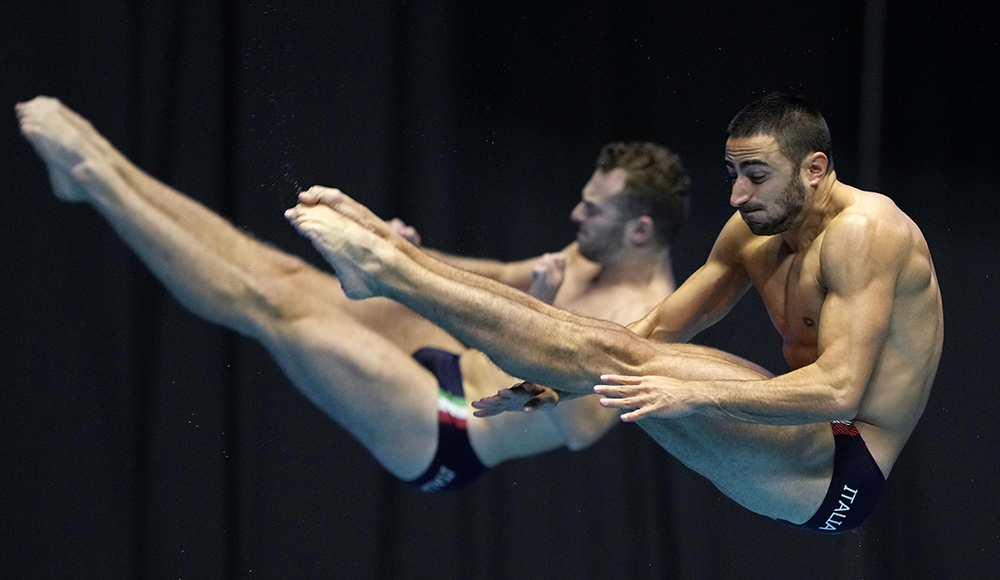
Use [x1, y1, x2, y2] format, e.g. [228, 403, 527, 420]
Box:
[405, 347, 488, 492]
[788, 421, 886, 533]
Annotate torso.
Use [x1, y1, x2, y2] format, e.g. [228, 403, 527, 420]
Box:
[743, 229, 826, 370]
[738, 186, 943, 473]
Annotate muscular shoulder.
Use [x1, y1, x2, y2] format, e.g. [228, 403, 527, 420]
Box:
[713, 212, 761, 264]
[559, 242, 601, 280]
[559, 242, 585, 267]
[820, 190, 919, 291]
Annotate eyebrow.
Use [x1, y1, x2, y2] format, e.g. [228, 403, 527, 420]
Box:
[738, 160, 772, 170]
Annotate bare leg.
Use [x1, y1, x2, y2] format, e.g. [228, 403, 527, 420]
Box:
[16, 97, 452, 479]
[287, 189, 836, 522]
[635, 381, 834, 523]
[22, 99, 462, 355]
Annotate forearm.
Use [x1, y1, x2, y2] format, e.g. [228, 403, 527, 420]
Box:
[627, 312, 697, 344]
[627, 248, 754, 344]
[422, 249, 533, 290]
[693, 364, 856, 425]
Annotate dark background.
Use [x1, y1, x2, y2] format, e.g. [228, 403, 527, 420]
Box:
[2, 1, 997, 578]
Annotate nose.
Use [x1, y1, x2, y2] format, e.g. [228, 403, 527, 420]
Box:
[730, 176, 752, 208]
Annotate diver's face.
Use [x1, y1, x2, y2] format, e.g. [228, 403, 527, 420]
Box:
[571, 168, 630, 262]
[725, 134, 807, 236]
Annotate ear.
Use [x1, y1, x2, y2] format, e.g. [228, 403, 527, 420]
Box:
[802, 152, 829, 185]
[627, 216, 655, 246]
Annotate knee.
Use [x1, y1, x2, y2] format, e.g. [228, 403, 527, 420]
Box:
[235, 258, 328, 333]
[563, 432, 599, 452]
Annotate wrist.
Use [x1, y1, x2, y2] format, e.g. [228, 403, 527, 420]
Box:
[688, 381, 719, 416]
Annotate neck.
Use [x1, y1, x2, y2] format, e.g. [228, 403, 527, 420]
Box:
[594, 244, 677, 291]
[781, 171, 843, 253]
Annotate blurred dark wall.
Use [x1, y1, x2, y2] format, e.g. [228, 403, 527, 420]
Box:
[1, 1, 996, 578]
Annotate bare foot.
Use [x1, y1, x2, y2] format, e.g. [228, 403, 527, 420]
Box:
[285, 188, 403, 299]
[16, 97, 119, 202]
[297, 186, 416, 253]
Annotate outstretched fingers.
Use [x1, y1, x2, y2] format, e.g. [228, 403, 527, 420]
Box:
[593, 381, 646, 422]
[471, 388, 525, 417]
[594, 374, 696, 422]
[471, 382, 560, 417]
[599, 374, 643, 386]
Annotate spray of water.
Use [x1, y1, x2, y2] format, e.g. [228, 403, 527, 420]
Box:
[245, 1, 303, 205]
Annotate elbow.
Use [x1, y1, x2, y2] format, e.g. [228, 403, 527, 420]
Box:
[564, 434, 594, 453]
[811, 355, 868, 422]
[828, 380, 864, 422]
[550, 403, 619, 452]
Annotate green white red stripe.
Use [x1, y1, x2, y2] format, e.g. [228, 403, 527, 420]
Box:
[436, 388, 468, 429]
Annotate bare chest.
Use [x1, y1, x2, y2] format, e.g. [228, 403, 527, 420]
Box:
[747, 241, 827, 366]
[554, 280, 662, 327]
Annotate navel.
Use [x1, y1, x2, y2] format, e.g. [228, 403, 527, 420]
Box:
[803, 317, 815, 327]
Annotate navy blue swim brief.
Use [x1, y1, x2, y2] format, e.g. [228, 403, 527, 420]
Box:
[405, 347, 488, 492]
[788, 421, 886, 533]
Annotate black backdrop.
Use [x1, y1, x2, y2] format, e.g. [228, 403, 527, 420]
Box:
[2, 1, 997, 578]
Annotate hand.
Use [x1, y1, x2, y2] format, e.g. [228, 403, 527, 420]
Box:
[285, 186, 406, 299]
[471, 381, 560, 417]
[594, 374, 699, 422]
[387, 217, 422, 246]
[528, 253, 566, 304]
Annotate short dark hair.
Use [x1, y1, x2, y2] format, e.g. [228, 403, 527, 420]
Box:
[596, 141, 690, 246]
[727, 93, 834, 172]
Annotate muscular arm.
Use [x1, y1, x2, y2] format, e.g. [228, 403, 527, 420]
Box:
[421, 249, 540, 291]
[390, 215, 574, 292]
[601, 212, 906, 425]
[628, 213, 754, 343]
[472, 217, 759, 417]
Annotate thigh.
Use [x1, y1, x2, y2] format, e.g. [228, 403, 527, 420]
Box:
[339, 296, 467, 355]
[633, 341, 836, 522]
[259, 308, 447, 481]
[639, 414, 835, 523]
[293, 263, 466, 355]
